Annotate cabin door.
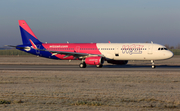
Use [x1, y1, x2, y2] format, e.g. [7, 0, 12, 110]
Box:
[114, 47, 120, 59]
[148, 44, 153, 54]
[75, 46, 80, 53]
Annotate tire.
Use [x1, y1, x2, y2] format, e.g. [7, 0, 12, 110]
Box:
[79, 63, 86, 68]
[152, 65, 156, 69]
[96, 64, 103, 68]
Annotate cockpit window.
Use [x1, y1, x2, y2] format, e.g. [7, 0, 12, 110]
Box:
[158, 47, 168, 50]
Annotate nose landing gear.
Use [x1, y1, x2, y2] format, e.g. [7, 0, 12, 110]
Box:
[151, 60, 156, 69]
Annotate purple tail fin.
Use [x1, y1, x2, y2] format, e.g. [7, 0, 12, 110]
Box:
[19, 20, 42, 45]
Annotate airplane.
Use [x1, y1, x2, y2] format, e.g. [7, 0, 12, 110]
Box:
[8, 20, 174, 68]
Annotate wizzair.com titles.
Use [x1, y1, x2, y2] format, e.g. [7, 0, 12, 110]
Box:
[49, 45, 68, 48]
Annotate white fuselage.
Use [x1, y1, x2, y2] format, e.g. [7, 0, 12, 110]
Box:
[97, 43, 173, 60]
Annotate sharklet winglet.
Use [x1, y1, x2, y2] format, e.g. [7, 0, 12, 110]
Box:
[52, 53, 58, 56]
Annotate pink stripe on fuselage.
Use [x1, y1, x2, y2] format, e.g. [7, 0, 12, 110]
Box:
[18, 20, 38, 39]
[42, 43, 101, 59]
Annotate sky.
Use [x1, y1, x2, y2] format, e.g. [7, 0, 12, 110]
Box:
[0, 0, 180, 47]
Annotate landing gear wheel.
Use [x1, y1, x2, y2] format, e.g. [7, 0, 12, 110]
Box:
[152, 65, 156, 69]
[79, 63, 86, 68]
[151, 60, 156, 69]
[96, 64, 103, 68]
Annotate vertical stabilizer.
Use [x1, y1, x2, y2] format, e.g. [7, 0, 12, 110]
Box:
[19, 20, 41, 45]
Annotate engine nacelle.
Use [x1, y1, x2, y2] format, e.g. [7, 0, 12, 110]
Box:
[107, 60, 128, 65]
[85, 56, 104, 65]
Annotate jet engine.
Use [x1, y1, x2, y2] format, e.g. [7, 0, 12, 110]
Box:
[85, 56, 104, 65]
[107, 60, 128, 65]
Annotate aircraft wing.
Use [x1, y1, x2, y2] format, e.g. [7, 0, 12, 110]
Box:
[37, 48, 104, 59]
[6, 45, 104, 59]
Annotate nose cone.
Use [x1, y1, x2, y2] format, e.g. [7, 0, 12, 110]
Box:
[165, 50, 174, 59]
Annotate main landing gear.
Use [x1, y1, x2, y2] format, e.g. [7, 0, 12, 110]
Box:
[96, 64, 103, 68]
[79, 59, 103, 68]
[151, 60, 156, 69]
[79, 63, 103, 68]
[79, 62, 86, 68]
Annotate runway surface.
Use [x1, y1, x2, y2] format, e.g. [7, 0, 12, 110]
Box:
[0, 64, 180, 71]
